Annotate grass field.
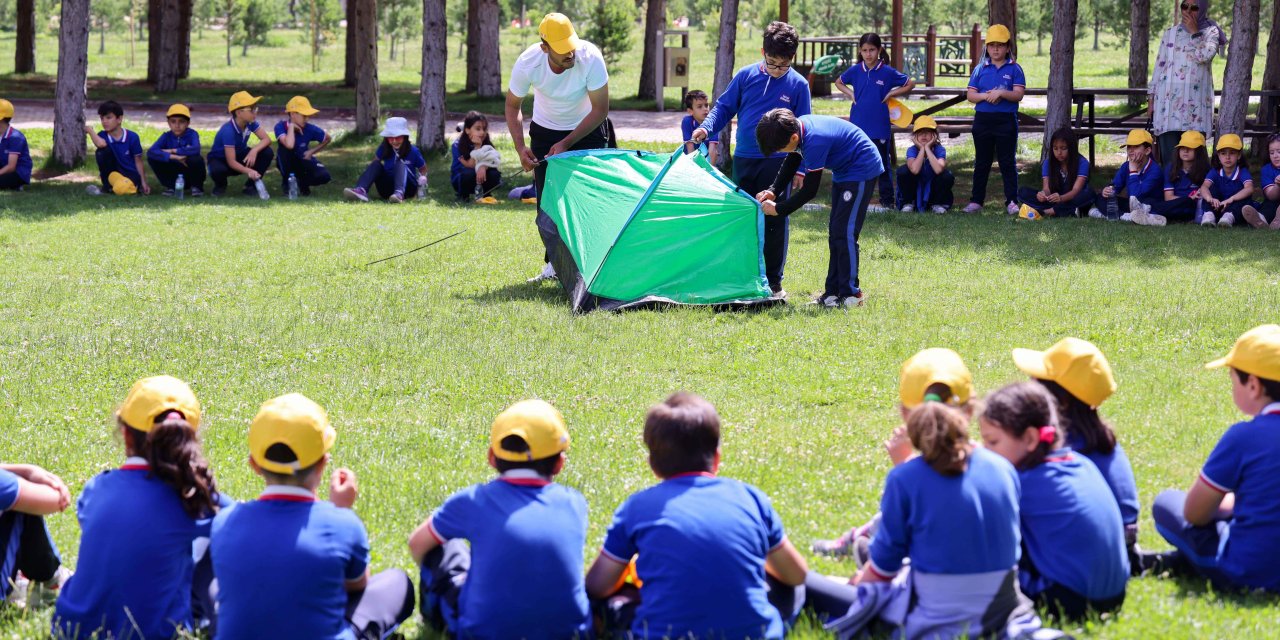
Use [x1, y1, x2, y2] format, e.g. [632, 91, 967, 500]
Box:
[0, 128, 1278, 638]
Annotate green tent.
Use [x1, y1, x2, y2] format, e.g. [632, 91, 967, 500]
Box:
[537, 148, 779, 312]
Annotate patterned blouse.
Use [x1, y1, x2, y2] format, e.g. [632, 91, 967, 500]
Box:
[1149, 24, 1221, 137]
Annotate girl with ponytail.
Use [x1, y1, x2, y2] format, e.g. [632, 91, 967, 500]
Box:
[54, 376, 226, 640]
[979, 382, 1129, 620]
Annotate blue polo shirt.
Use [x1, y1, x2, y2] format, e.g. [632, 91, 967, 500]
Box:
[1018, 450, 1129, 600]
[905, 143, 947, 177]
[427, 472, 590, 640]
[210, 119, 262, 160]
[97, 128, 143, 180]
[0, 469, 19, 511]
[1041, 156, 1090, 189]
[1110, 158, 1163, 201]
[967, 58, 1026, 114]
[53, 461, 215, 640]
[377, 143, 426, 175]
[870, 447, 1021, 577]
[680, 115, 717, 144]
[1205, 166, 1253, 201]
[147, 129, 202, 164]
[1261, 163, 1279, 197]
[601, 473, 787, 640]
[697, 62, 812, 159]
[212, 487, 369, 640]
[796, 115, 884, 183]
[1164, 165, 1202, 198]
[274, 120, 326, 158]
[1066, 433, 1139, 526]
[1198, 404, 1280, 591]
[839, 61, 910, 140]
[0, 126, 32, 182]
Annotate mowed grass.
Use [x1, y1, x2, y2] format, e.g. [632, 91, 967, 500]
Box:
[0, 130, 1279, 638]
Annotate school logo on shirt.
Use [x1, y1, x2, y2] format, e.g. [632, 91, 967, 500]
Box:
[875, 80, 885, 86]
[780, 95, 791, 104]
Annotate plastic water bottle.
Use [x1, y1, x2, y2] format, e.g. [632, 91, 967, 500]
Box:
[287, 174, 298, 201]
[174, 174, 184, 200]
[254, 179, 270, 200]
[416, 174, 427, 199]
[474, 180, 483, 200]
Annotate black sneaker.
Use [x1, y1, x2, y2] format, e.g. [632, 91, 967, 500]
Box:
[190, 187, 204, 198]
[162, 188, 176, 197]
[211, 186, 226, 197]
[1134, 549, 1186, 576]
[242, 182, 257, 196]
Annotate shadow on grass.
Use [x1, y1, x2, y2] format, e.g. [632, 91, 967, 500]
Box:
[1153, 573, 1280, 610]
[461, 281, 568, 306]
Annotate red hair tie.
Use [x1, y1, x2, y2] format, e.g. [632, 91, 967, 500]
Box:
[1038, 425, 1057, 444]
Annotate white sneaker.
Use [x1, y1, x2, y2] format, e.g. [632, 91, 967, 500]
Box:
[1242, 205, 1266, 228]
[813, 295, 839, 307]
[85, 184, 103, 196]
[1145, 213, 1168, 226]
[526, 262, 557, 283]
[867, 204, 889, 214]
[900, 204, 914, 213]
[1119, 211, 1133, 223]
[930, 205, 948, 214]
[26, 567, 72, 608]
[1218, 212, 1235, 227]
[1200, 211, 1216, 226]
[1128, 197, 1145, 220]
[1006, 202, 1020, 215]
[843, 292, 866, 308]
[1088, 207, 1105, 219]
[962, 202, 983, 213]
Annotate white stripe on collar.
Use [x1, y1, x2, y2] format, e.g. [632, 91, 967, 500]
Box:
[500, 468, 548, 480]
[124, 456, 147, 466]
[1262, 402, 1280, 416]
[259, 485, 316, 499]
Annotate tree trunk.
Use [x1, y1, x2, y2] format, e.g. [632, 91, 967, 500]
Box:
[178, 0, 192, 78]
[354, 0, 380, 134]
[1258, 0, 1280, 150]
[638, 0, 667, 101]
[1218, 0, 1261, 136]
[465, 0, 479, 92]
[147, 0, 162, 82]
[473, 0, 502, 97]
[988, 0, 1016, 57]
[1127, 0, 1150, 107]
[420, 0, 448, 151]
[99, 18, 106, 54]
[54, 0, 91, 169]
[345, 0, 357, 86]
[712, 0, 738, 165]
[1092, 14, 1099, 51]
[225, 0, 232, 65]
[1044, 0, 1077, 149]
[154, 0, 182, 92]
[15, 0, 35, 74]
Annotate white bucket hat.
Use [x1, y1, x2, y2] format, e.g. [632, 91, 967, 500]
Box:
[379, 117, 412, 138]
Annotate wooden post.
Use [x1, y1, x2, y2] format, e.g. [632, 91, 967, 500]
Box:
[779, 0, 788, 23]
[354, 0, 380, 134]
[54, 0, 91, 168]
[15, 0, 35, 74]
[925, 24, 936, 86]
[1218, 0, 1261, 137]
[891, 0, 903, 71]
[420, 0, 448, 151]
[969, 23, 982, 71]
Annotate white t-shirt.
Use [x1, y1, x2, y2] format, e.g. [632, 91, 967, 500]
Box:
[508, 42, 609, 131]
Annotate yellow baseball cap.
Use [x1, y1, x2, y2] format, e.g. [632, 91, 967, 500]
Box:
[1216, 134, 1243, 151]
[912, 115, 938, 132]
[227, 91, 262, 113]
[887, 98, 913, 129]
[117, 375, 201, 432]
[491, 399, 570, 461]
[539, 13, 581, 55]
[0, 99, 14, 120]
[108, 171, 137, 195]
[899, 348, 974, 408]
[285, 96, 319, 116]
[1125, 129, 1154, 147]
[986, 24, 1012, 44]
[166, 104, 191, 119]
[1177, 130, 1205, 150]
[1013, 337, 1117, 408]
[1206, 324, 1280, 381]
[249, 393, 336, 475]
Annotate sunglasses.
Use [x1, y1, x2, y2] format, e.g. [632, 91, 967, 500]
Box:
[1180, 3, 1199, 12]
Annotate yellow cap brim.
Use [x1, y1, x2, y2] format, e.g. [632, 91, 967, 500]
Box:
[1012, 348, 1052, 379]
[1204, 356, 1231, 370]
[289, 107, 320, 116]
[547, 34, 580, 55]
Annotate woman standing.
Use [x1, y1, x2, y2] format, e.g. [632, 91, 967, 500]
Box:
[1148, 0, 1224, 165]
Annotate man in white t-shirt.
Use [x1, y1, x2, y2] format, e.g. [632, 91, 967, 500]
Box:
[505, 12, 612, 282]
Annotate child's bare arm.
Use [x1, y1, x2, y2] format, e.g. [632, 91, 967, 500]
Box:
[584, 552, 628, 599]
[84, 126, 107, 149]
[764, 539, 809, 586]
[408, 517, 441, 565]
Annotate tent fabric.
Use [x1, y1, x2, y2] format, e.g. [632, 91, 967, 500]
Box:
[538, 148, 779, 313]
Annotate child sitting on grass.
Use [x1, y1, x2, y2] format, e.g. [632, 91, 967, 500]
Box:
[1245, 133, 1280, 229]
[0, 99, 32, 191]
[211, 393, 415, 639]
[344, 117, 427, 203]
[0, 460, 71, 609]
[451, 112, 502, 203]
[146, 104, 205, 197]
[83, 100, 149, 196]
[1019, 127, 1093, 218]
[896, 117, 953, 213]
[979, 382, 1129, 619]
[274, 96, 332, 196]
[1134, 130, 1210, 226]
[1089, 129, 1160, 222]
[585, 392, 808, 640]
[1150, 324, 1280, 594]
[680, 89, 719, 165]
[1199, 134, 1255, 228]
[207, 91, 274, 198]
[408, 399, 590, 639]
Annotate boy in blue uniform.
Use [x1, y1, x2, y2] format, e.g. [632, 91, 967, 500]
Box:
[211, 393, 414, 639]
[680, 90, 718, 165]
[755, 110, 883, 308]
[1089, 129, 1162, 221]
[408, 400, 591, 640]
[585, 393, 808, 640]
[146, 104, 205, 197]
[208, 91, 274, 197]
[83, 101, 148, 196]
[274, 96, 332, 196]
[1151, 325, 1280, 593]
[690, 22, 810, 297]
[0, 99, 32, 191]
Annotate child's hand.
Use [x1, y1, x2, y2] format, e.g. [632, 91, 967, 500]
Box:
[1273, 175, 1280, 187]
[1102, 185, 1115, 198]
[1046, 192, 1061, 203]
[245, 169, 261, 181]
[884, 425, 913, 466]
[761, 200, 778, 216]
[23, 466, 71, 511]
[477, 165, 488, 183]
[330, 468, 358, 509]
[302, 150, 315, 161]
[755, 189, 776, 203]
[984, 90, 1002, 104]
[1035, 190, 1048, 202]
[83, 124, 95, 135]
[171, 154, 187, 165]
[690, 128, 708, 144]
[139, 181, 151, 195]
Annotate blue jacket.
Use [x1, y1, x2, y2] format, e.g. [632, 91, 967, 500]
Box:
[147, 130, 202, 163]
[697, 63, 811, 159]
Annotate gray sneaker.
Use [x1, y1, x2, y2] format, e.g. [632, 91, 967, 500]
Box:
[527, 262, 557, 283]
[811, 530, 859, 558]
[1088, 207, 1105, 219]
[85, 184, 103, 196]
[1242, 205, 1266, 228]
[962, 202, 983, 213]
[1218, 211, 1236, 227]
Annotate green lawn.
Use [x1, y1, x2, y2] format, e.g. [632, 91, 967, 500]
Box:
[0, 129, 1278, 638]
